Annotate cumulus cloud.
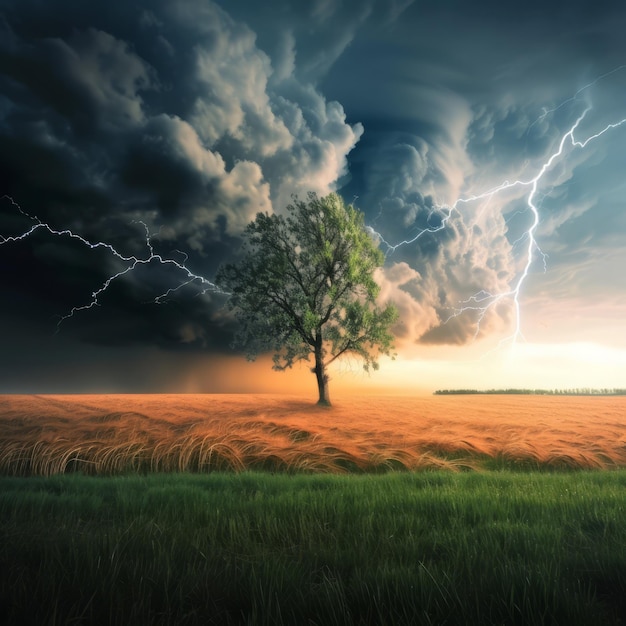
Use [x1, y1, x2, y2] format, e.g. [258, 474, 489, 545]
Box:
[1, 0, 364, 224]
[349, 114, 518, 345]
[0, 0, 364, 351]
[328, 1, 626, 348]
[265, 85, 363, 210]
[1, 0, 625, 375]
[0, 24, 156, 134]
[375, 262, 438, 346]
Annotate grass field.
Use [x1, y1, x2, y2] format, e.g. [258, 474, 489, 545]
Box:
[1, 471, 626, 625]
[1, 393, 626, 474]
[1, 394, 626, 625]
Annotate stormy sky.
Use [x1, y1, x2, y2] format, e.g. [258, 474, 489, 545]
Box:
[1, 0, 625, 393]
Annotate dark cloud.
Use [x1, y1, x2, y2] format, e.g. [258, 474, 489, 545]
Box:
[320, 1, 626, 346]
[0, 0, 363, 381]
[1, 0, 625, 390]
[210, 0, 416, 83]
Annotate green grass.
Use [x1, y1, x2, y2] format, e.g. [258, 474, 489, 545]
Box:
[1, 471, 626, 625]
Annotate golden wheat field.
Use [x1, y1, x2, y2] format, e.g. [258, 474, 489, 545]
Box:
[1, 393, 625, 475]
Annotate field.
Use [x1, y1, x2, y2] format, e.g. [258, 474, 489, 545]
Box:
[1, 394, 626, 625]
[1, 393, 626, 474]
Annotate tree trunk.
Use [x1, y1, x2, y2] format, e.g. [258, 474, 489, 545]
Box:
[314, 342, 331, 406]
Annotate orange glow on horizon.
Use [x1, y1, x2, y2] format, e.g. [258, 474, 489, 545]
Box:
[158, 339, 626, 397]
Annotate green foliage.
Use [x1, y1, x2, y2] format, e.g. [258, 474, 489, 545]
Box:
[2, 471, 626, 624]
[216, 192, 397, 399]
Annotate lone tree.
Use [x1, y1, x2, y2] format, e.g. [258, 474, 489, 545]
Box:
[216, 192, 398, 406]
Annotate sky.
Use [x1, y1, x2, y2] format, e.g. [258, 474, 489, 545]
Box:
[1, 0, 626, 395]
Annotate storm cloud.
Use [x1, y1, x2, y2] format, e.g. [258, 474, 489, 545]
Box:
[0, 0, 364, 359]
[1, 0, 625, 390]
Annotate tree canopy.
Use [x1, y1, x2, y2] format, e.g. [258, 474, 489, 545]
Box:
[216, 192, 398, 405]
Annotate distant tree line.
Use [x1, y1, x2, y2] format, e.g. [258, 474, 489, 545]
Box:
[434, 388, 626, 396]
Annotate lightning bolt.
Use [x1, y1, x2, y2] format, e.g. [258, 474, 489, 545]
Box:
[367, 206, 455, 253]
[451, 108, 626, 346]
[0, 195, 225, 329]
[369, 69, 626, 347]
[2, 70, 625, 348]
